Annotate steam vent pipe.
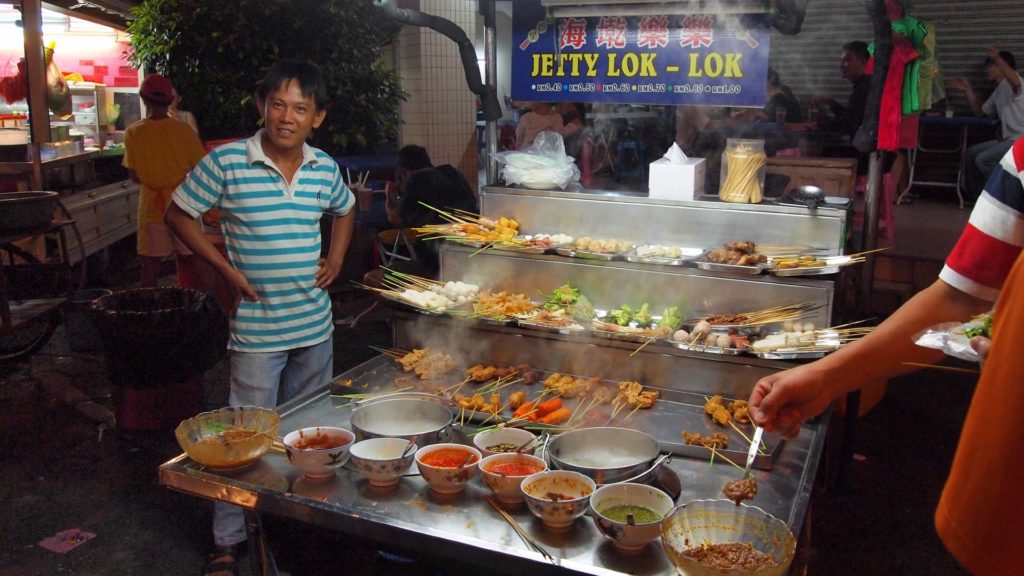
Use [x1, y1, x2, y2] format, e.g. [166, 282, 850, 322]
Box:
[375, 0, 503, 122]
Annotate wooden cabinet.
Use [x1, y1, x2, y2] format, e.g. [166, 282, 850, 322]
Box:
[61, 180, 139, 264]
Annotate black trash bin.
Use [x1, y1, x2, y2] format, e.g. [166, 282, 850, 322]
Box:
[91, 287, 228, 430]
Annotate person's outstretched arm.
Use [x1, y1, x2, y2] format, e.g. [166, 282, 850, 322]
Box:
[750, 279, 990, 437]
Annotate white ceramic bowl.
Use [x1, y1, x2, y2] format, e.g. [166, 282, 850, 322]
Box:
[349, 437, 418, 488]
[472, 427, 537, 457]
[662, 499, 796, 576]
[415, 443, 481, 494]
[589, 482, 675, 552]
[520, 470, 596, 530]
[282, 426, 355, 479]
[478, 453, 547, 505]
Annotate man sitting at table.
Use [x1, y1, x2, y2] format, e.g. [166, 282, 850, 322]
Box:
[950, 47, 1024, 203]
[385, 144, 478, 276]
[810, 41, 872, 139]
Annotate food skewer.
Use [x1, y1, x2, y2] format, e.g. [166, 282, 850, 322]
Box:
[483, 495, 557, 564]
[901, 362, 979, 375]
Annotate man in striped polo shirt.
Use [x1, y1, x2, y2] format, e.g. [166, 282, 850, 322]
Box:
[165, 60, 354, 574]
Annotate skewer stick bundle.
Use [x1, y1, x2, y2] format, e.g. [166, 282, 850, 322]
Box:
[719, 141, 767, 204]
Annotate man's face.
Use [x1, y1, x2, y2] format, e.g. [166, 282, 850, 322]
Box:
[839, 50, 866, 81]
[985, 64, 1003, 83]
[258, 78, 325, 154]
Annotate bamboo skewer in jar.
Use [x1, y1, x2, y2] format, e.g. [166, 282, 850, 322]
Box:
[719, 139, 767, 203]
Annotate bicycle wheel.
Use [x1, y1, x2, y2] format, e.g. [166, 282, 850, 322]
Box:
[0, 243, 61, 363]
[0, 309, 59, 363]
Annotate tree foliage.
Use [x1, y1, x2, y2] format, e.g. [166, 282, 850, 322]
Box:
[127, 0, 403, 154]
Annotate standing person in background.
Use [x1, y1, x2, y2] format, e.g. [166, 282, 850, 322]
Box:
[515, 101, 570, 149]
[810, 41, 872, 138]
[748, 137, 1024, 575]
[385, 144, 478, 276]
[123, 74, 207, 288]
[165, 61, 355, 576]
[950, 47, 1024, 203]
[555, 101, 586, 159]
[169, 87, 199, 134]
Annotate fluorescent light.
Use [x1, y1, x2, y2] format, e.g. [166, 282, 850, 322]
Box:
[541, 1, 768, 17]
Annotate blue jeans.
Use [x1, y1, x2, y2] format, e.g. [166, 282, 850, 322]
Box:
[965, 138, 1014, 201]
[212, 337, 333, 547]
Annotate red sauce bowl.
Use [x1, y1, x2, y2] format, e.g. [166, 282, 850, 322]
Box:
[415, 443, 482, 494]
[479, 453, 548, 505]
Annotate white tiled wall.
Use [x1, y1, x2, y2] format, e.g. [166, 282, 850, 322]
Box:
[396, 0, 478, 191]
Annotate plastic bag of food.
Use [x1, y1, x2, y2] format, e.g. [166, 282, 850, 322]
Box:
[912, 312, 992, 363]
[493, 131, 580, 190]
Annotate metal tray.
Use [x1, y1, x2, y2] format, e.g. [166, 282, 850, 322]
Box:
[492, 235, 573, 255]
[626, 246, 704, 266]
[768, 255, 855, 277]
[332, 365, 783, 470]
[554, 247, 624, 261]
[663, 338, 745, 355]
[515, 317, 586, 334]
[749, 341, 840, 360]
[769, 265, 840, 277]
[589, 327, 664, 343]
[694, 255, 768, 275]
[376, 291, 449, 316]
[684, 320, 765, 338]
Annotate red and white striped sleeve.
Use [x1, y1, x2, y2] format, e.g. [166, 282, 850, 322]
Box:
[939, 137, 1024, 302]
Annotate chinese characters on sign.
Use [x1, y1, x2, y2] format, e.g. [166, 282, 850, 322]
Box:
[511, 2, 770, 107]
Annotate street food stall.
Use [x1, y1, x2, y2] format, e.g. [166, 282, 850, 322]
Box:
[158, 1, 881, 574]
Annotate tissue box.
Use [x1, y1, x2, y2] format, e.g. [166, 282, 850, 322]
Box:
[648, 157, 705, 201]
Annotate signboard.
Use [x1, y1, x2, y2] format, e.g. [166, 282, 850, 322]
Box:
[512, 1, 770, 107]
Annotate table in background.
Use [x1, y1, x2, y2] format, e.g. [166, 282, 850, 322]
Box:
[899, 114, 1000, 208]
[335, 154, 397, 185]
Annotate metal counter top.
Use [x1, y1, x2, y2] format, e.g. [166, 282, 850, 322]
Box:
[160, 355, 826, 576]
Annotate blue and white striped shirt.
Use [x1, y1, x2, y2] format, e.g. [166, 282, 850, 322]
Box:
[172, 130, 354, 352]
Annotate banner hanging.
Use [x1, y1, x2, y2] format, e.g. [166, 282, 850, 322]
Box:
[511, 2, 771, 107]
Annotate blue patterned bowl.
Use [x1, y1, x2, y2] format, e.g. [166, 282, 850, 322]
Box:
[283, 426, 355, 479]
[349, 437, 417, 488]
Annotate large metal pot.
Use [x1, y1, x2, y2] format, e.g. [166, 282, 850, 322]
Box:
[0, 191, 58, 233]
[548, 427, 661, 485]
[350, 392, 455, 447]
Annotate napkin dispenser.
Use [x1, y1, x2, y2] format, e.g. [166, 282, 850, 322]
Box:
[648, 143, 705, 201]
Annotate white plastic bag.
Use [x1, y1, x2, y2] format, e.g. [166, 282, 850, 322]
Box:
[912, 312, 992, 363]
[494, 131, 580, 190]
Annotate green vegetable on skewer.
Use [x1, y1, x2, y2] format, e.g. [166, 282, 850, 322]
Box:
[962, 311, 993, 339]
[659, 306, 683, 331]
[634, 303, 654, 328]
[608, 305, 633, 326]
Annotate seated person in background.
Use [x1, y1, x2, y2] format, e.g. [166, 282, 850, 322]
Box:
[764, 68, 803, 123]
[516, 102, 571, 149]
[950, 47, 1024, 202]
[810, 40, 871, 138]
[385, 145, 478, 276]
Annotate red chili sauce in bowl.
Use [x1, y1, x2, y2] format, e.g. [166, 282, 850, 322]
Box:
[420, 448, 478, 468]
[485, 461, 544, 477]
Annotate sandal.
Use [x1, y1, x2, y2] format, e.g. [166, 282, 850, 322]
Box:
[202, 545, 237, 576]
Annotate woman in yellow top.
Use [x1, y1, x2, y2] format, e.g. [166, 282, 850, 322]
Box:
[122, 74, 207, 287]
